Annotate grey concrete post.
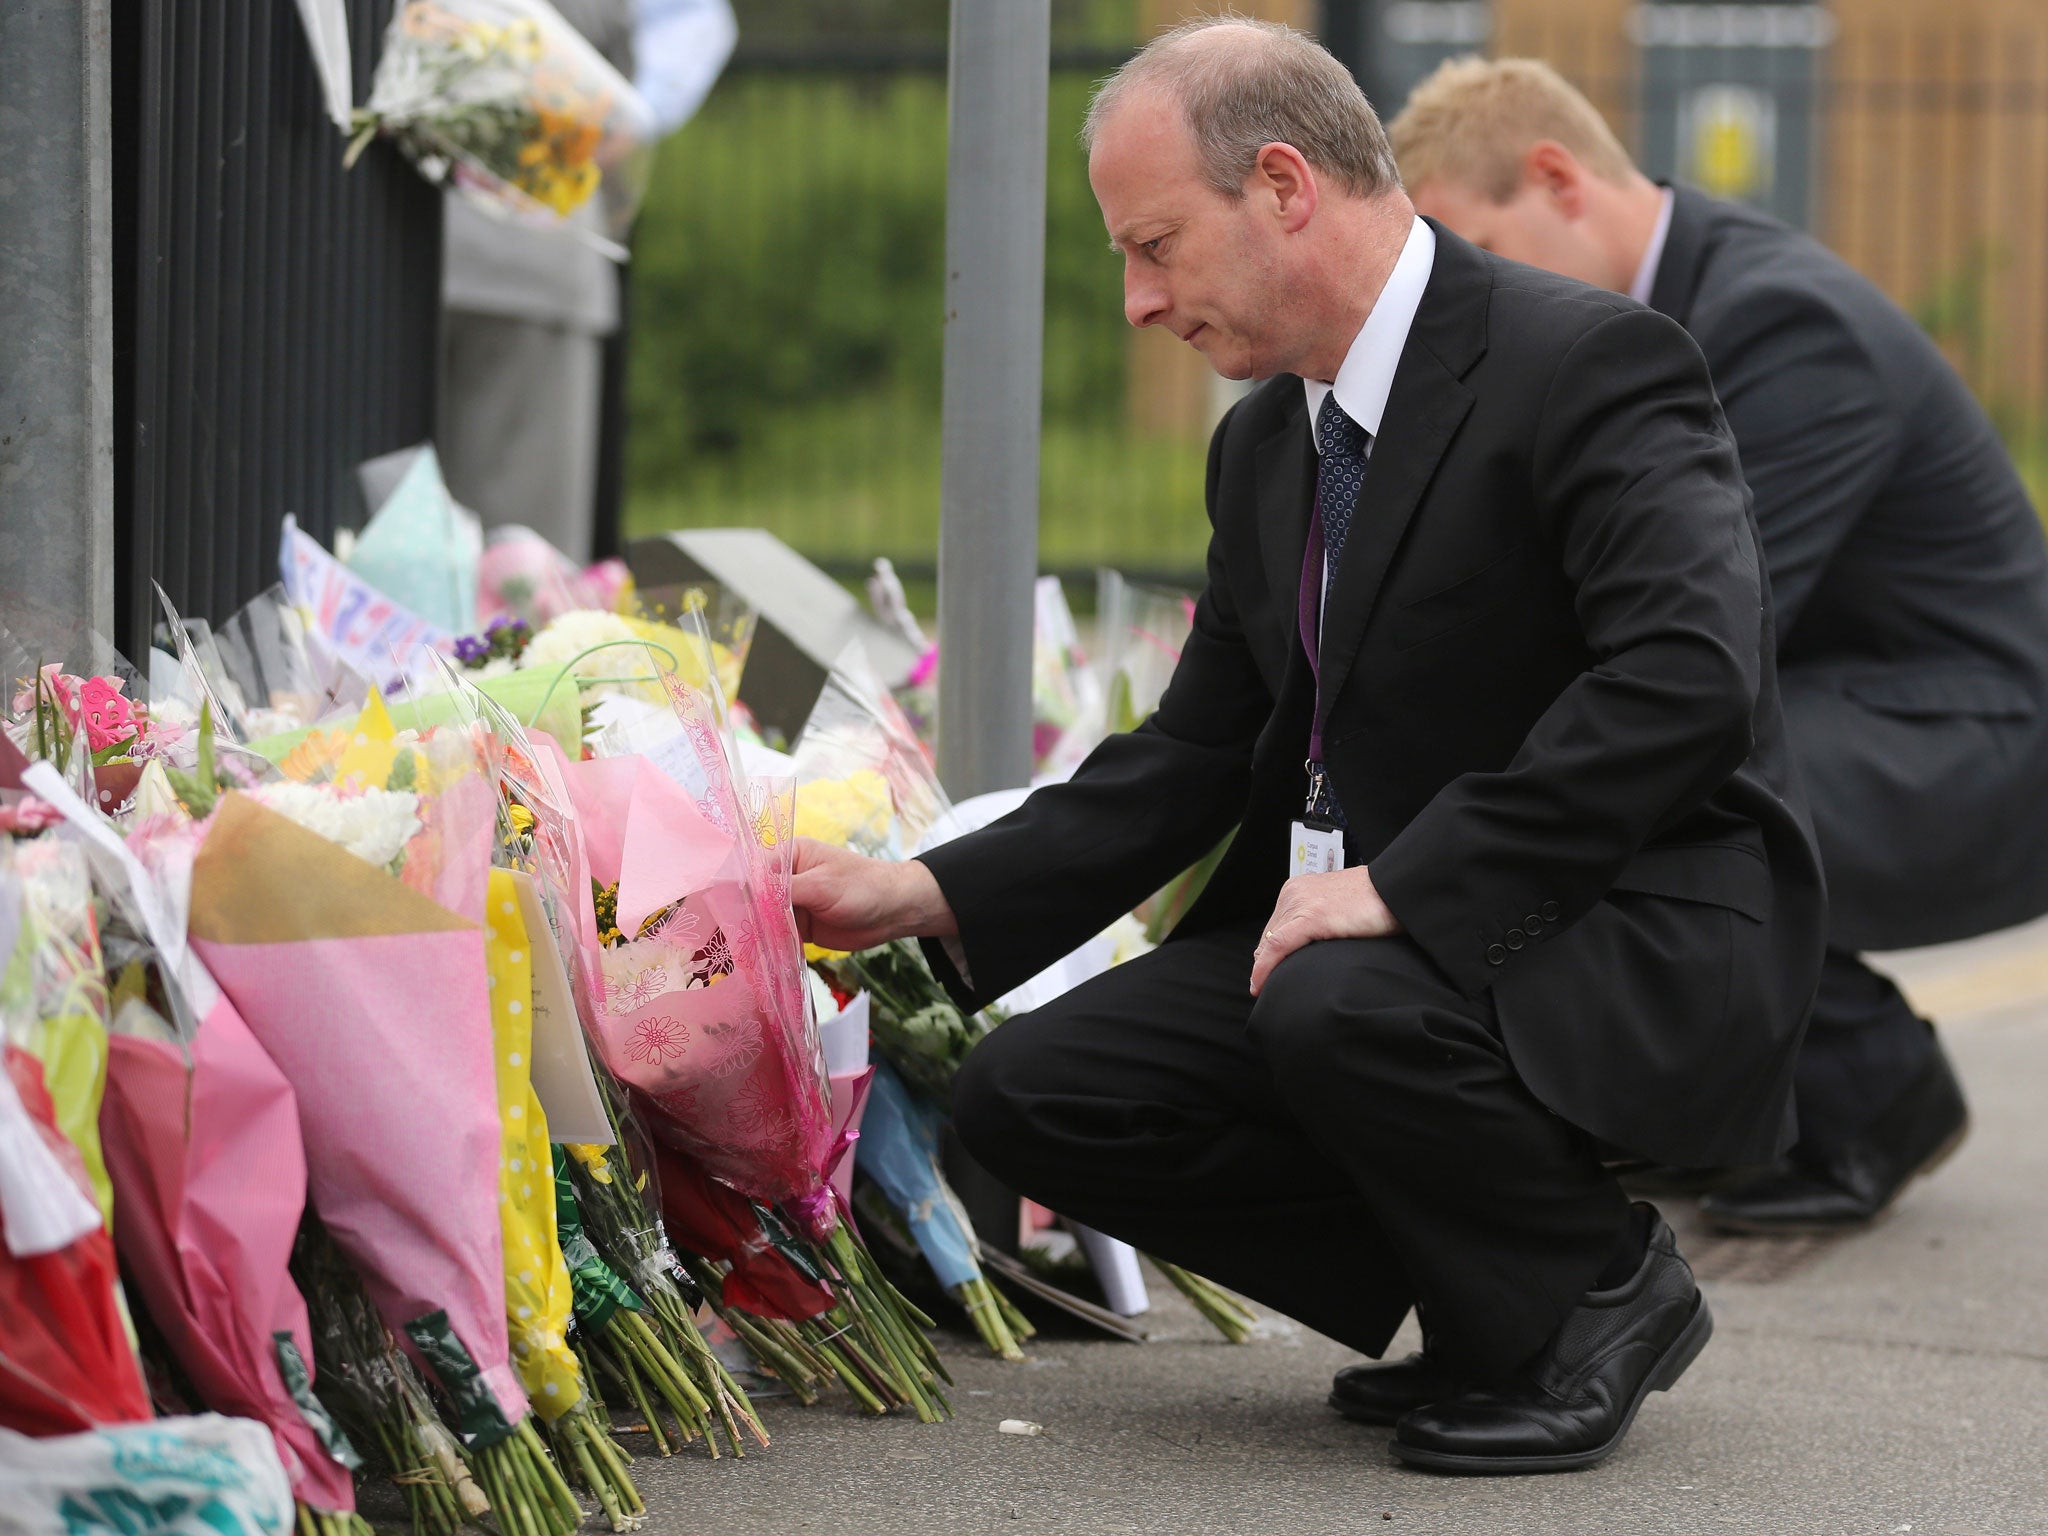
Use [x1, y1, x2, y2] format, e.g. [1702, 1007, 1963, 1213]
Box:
[0, 0, 116, 639]
[935, 0, 1050, 801]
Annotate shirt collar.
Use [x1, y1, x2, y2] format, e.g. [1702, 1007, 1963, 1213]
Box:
[1303, 216, 1437, 451]
[1628, 187, 1676, 307]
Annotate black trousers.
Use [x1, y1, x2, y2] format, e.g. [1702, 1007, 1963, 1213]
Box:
[1794, 949, 1940, 1153]
[952, 922, 1631, 1376]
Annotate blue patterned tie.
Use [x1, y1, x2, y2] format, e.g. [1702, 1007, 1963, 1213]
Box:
[1306, 393, 1368, 830]
[1315, 392, 1370, 573]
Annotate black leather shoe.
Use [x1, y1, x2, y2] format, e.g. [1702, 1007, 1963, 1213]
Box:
[1328, 1351, 1470, 1425]
[1699, 1047, 1970, 1234]
[1390, 1209, 1710, 1474]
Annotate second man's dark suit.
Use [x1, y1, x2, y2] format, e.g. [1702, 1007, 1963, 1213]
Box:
[921, 225, 1827, 1372]
[1650, 186, 2048, 1156]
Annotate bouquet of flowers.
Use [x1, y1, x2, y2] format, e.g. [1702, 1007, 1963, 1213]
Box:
[97, 976, 374, 1531]
[184, 719, 584, 1535]
[349, 0, 654, 242]
[0, 836, 116, 1232]
[4, 632, 169, 816]
[479, 864, 643, 1529]
[0, 1027, 150, 1435]
[478, 526, 632, 630]
[465, 686, 766, 1459]
[561, 650, 952, 1419]
[291, 1222, 487, 1536]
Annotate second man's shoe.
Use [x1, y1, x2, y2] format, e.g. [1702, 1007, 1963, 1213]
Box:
[1390, 1210, 1710, 1475]
[1699, 1046, 1969, 1234]
[1328, 1351, 1470, 1426]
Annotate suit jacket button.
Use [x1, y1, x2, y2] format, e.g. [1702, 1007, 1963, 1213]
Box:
[1486, 944, 1507, 966]
[1540, 901, 1561, 922]
[1505, 929, 1526, 950]
[1524, 913, 1544, 934]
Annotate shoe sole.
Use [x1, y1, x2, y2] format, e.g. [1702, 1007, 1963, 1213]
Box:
[1387, 1293, 1714, 1476]
[1327, 1394, 1412, 1427]
[1700, 1119, 1972, 1237]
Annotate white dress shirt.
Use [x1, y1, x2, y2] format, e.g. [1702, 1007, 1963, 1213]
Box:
[1303, 215, 1438, 448]
[1628, 188, 1676, 307]
[1302, 216, 1438, 615]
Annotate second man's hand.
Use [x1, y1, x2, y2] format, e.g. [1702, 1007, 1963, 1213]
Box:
[1249, 865, 1402, 995]
[790, 837, 958, 953]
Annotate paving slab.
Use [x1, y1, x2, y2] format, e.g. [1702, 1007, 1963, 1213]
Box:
[616, 950, 2048, 1536]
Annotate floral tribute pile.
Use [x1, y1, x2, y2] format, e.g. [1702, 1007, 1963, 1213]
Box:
[0, 524, 1251, 1533]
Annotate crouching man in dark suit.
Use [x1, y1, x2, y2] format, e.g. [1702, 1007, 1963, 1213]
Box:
[792, 20, 1826, 1473]
[1393, 58, 2048, 1235]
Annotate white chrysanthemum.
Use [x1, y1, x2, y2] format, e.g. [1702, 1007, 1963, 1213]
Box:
[251, 781, 422, 869]
[523, 611, 641, 679]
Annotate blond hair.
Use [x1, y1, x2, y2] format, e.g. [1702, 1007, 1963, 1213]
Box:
[1083, 15, 1399, 200]
[1388, 56, 1635, 202]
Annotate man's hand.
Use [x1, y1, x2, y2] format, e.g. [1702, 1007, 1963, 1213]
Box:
[790, 837, 959, 952]
[1248, 865, 1402, 995]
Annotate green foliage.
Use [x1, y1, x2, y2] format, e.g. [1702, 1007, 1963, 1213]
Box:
[624, 67, 1213, 579]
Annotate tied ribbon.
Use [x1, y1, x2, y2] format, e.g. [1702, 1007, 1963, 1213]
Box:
[787, 1067, 873, 1243]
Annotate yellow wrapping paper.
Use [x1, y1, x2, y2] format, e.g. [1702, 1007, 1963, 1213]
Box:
[486, 867, 582, 1421]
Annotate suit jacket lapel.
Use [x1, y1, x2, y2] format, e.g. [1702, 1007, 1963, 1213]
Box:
[1255, 397, 1316, 648]
[1314, 224, 1486, 731]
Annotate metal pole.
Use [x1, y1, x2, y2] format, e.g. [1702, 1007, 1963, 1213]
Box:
[935, 0, 1050, 802]
[0, 0, 116, 638]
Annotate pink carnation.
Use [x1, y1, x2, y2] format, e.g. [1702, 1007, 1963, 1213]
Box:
[0, 797, 63, 835]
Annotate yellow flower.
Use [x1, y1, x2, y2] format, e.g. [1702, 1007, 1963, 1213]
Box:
[565, 1143, 613, 1185]
[795, 770, 895, 852]
[507, 803, 535, 835]
[804, 943, 850, 964]
[279, 728, 346, 783]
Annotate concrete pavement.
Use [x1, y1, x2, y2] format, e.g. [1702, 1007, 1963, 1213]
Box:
[615, 923, 2048, 1536]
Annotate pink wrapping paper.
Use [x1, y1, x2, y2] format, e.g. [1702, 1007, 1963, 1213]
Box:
[555, 698, 837, 1222]
[100, 993, 357, 1512]
[827, 1068, 873, 1210]
[188, 787, 527, 1430]
[563, 753, 729, 937]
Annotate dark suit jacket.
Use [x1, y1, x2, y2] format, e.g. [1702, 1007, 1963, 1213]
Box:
[921, 224, 1827, 1168]
[1651, 185, 2048, 948]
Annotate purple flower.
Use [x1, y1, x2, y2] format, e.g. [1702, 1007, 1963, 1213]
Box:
[453, 634, 492, 665]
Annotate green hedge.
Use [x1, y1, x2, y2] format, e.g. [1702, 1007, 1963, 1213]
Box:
[623, 69, 1212, 576]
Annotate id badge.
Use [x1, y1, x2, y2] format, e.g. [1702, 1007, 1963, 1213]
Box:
[1289, 817, 1346, 877]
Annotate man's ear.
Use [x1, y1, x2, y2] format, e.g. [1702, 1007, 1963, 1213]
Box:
[1525, 140, 1587, 217]
[1254, 141, 1318, 233]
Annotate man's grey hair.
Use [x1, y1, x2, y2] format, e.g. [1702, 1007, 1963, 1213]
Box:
[1082, 15, 1400, 200]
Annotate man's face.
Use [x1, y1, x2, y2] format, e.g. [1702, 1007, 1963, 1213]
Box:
[1089, 93, 1289, 381]
[1411, 172, 1614, 290]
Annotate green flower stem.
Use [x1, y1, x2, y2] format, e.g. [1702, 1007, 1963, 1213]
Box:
[698, 1337, 768, 1451]
[1153, 1259, 1258, 1344]
[519, 1417, 586, 1530]
[573, 1336, 613, 1434]
[622, 1309, 714, 1422]
[812, 1336, 890, 1416]
[723, 1309, 822, 1403]
[559, 1407, 642, 1531]
[614, 1319, 711, 1450]
[603, 1340, 675, 1456]
[470, 1447, 520, 1536]
[990, 1279, 1036, 1342]
[298, 1506, 373, 1536]
[952, 1278, 1025, 1361]
[474, 1430, 573, 1536]
[820, 1223, 937, 1401]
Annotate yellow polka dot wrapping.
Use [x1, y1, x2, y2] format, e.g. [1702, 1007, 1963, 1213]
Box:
[486, 868, 582, 1421]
